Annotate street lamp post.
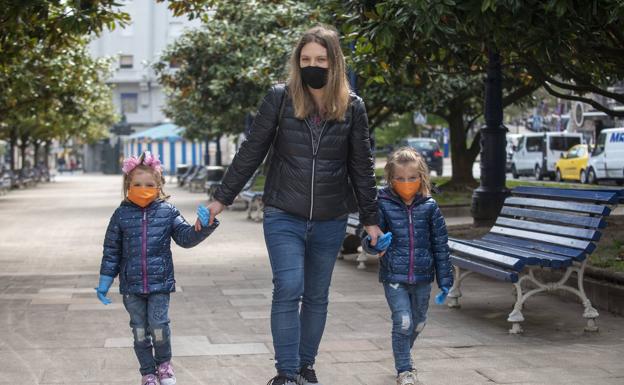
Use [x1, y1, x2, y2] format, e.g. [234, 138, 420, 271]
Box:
[471, 50, 510, 226]
[109, 114, 131, 174]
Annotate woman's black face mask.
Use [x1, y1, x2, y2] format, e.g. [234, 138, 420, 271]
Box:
[301, 66, 328, 89]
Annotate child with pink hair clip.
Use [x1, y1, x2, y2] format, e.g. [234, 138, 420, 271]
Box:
[96, 151, 217, 385]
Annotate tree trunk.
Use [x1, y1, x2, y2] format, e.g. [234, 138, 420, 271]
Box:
[9, 128, 17, 171]
[20, 143, 28, 169]
[446, 100, 479, 190]
[44, 141, 51, 168]
[215, 135, 222, 166]
[33, 140, 41, 165]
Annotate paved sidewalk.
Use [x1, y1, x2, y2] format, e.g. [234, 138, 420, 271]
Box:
[0, 174, 623, 385]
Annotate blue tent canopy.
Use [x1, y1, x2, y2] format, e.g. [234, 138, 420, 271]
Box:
[129, 123, 184, 142]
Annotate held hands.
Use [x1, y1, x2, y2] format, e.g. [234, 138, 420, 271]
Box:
[195, 200, 225, 231]
[196, 204, 210, 230]
[95, 275, 114, 305]
[435, 286, 450, 305]
[366, 231, 393, 255]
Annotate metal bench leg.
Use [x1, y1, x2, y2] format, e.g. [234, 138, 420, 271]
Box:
[508, 280, 526, 334]
[447, 266, 471, 309]
[356, 251, 375, 270]
[252, 198, 264, 222]
[507, 262, 599, 334]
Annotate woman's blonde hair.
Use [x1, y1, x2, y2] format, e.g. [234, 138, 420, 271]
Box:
[385, 147, 431, 197]
[287, 25, 351, 121]
[122, 154, 169, 201]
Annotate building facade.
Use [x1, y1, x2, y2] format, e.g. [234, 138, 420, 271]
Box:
[88, 0, 200, 132]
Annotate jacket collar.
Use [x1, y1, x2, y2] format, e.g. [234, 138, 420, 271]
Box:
[378, 186, 430, 208]
[121, 198, 163, 209]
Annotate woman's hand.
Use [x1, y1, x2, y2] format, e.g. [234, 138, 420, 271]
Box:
[194, 200, 226, 231]
[364, 225, 383, 248]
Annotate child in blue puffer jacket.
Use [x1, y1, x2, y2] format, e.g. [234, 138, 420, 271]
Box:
[363, 147, 454, 385]
[96, 152, 218, 385]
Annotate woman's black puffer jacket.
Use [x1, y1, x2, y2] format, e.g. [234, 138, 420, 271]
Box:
[214, 84, 379, 225]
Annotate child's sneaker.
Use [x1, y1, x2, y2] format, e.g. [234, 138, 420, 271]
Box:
[296, 365, 320, 384]
[141, 374, 159, 385]
[157, 361, 176, 385]
[397, 370, 417, 385]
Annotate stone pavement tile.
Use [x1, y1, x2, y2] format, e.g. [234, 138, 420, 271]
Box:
[105, 335, 209, 348]
[40, 367, 135, 384]
[317, 361, 395, 376]
[68, 303, 125, 310]
[239, 310, 270, 319]
[319, 339, 380, 352]
[105, 335, 269, 356]
[330, 349, 392, 363]
[221, 288, 271, 296]
[228, 297, 271, 307]
[417, 355, 533, 372]
[477, 366, 613, 384]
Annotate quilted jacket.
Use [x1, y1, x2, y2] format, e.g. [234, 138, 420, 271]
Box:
[366, 187, 453, 288]
[100, 199, 219, 294]
[213, 84, 379, 225]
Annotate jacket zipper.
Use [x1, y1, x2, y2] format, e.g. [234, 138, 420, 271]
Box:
[142, 208, 148, 293]
[407, 205, 414, 283]
[305, 119, 328, 220]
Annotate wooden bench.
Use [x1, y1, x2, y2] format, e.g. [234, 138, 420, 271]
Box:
[448, 186, 622, 334]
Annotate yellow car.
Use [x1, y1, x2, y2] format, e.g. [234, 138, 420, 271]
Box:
[555, 144, 590, 183]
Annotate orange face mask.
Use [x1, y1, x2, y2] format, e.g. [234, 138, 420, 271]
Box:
[393, 180, 421, 202]
[127, 186, 159, 208]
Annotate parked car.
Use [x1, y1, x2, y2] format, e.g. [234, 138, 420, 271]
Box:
[510, 132, 584, 180]
[506, 133, 522, 172]
[393, 137, 443, 176]
[586, 127, 624, 185]
[554, 144, 589, 183]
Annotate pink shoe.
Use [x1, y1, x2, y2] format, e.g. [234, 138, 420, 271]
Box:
[141, 374, 159, 385]
[157, 361, 176, 385]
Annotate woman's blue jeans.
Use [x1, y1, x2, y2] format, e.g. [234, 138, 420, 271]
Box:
[263, 206, 348, 378]
[383, 282, 431, 374]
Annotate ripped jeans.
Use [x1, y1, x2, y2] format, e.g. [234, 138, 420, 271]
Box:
[383, 282, 431, 374]
[123, 293, 172, 375]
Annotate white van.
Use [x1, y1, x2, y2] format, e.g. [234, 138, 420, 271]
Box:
[511, 132, 584, 180]
[586, 128, 624, 185]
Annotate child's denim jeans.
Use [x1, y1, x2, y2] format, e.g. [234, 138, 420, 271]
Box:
[123, 293, 172, 375]
[383, 282, 431, 374]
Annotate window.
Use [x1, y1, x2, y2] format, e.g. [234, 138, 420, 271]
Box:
[119, 55, 134, 69]
[550, 136, 581, 152]
[526, 137, 543, 152]
[407, 139, 439, 151]
[566, 148, 579, 159]
[121, 93, 138, 114]
[593, 133, 606, 156]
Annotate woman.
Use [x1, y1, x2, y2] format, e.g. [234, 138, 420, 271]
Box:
[202, 25, 382, 385]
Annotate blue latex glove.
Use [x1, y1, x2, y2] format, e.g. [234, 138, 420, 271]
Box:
[95, 275, 114, 305]
[367, 232, 393, 252]
[435, 286, 450, 305]
[197, 204, 210, 227]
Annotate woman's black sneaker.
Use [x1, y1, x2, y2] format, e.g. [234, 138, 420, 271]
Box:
[267, 375, 297, 385]
[296, 365, 320, 385]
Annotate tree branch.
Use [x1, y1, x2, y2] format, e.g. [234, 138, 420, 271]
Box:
[542, 83, 624, 118]
[502, 84, 540, 108]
